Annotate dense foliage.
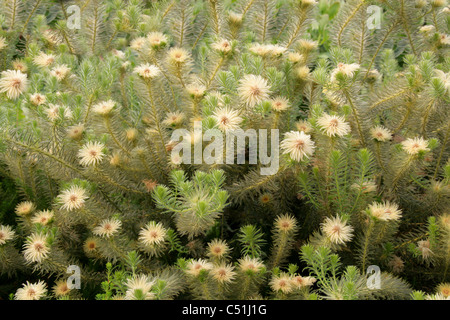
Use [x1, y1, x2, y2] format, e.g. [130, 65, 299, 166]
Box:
[0, 0, 449, 300]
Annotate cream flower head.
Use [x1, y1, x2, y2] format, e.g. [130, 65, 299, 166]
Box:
[213, 107, 243, 131]
[125, 274, 155, 300]
[31, 210, 54, 226]
[271, 96, 290, 112]
[15, 281, 47, 300]
[280, 131, 315, 161]
[134, 63, 161, 79]
[0, 225, 15, 245]
[270, 273, 294, 294]
[147, 31, 168, 48]
[23, 233, 50, 263]
[186, 259, 214, 277]
[211, 264, 236, 283]
[0, 70, 29, 99]
[321, 216, 354, 245]
[401, 137, 430, 155]
[15, 201, 36, 216]
[139, 221, 167, 248]
[238, 74, 271, 107]
[78, 141, 106, 166]
[93, 100, 116, 116]
[367, 201, 402, 221]
[93, 218, 122, 238]
[50, 64, 70, 81]
[58, 186, 89, 211]
[29, 93, 46, 106]
[370, 126, 392, 142]
[317, 113, 351, 137]
[33, 52, 56, 67]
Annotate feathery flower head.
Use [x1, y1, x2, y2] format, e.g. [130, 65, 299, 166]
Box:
[431, 0, 447, 7]
[13, 60, 28, 73]
[238, 256, 265, 273]
[93, 100, 116, 116]
[125, 274, 155, 300]
[438, 33, 450, 45]
[287, 52, 305, 64]
[437, 283, 450, 298]
[270, 273, 294, 294]
[420, 25, 436, 34]
[45, 104, 73, 122]
[401, 137, 430, 155]
[296, 65, 311, 80]
[163, 111, 185, 127]
[238, 74, 271, 107]
[186, 259, 214, 277]
[271, 96, 290, 112]
[78, 141, 106, 166]
[29, 93, 46, 106]
[83, 237, 99, 254]
[351, 180, 377, 194]
[212, 39, 233, 54]
[15, 201, 36, 216]
[213, 106, 243, 131]
[298, 39, 319, 52]
[0, 225, 15, 245]
[126, 128, 138, 142]
[147, 32, 168, 48]
[31, 210, 54, 226]
[211, 264, 236, 283]
[130, 37, 146, 50]
[186, 83, 207, 99]
[274, 214, 298, 233]
[249, 44, 286, 57]
[53, 280, 71, 297]
[281, 131, 315, 162]
[50, 64, 70, 81]
[167, 47, 190, 65]
[207, 239, 230, 259]
[417, 239, 433, 259]
[321, 216, 354, 245]
[139, 221, 167, 248]
[93, 218, 122, 238]
[15, 281, 47, 300]
[249, 43, 272, 57]
[58, 185, 89, 211]
[134, 63, 161, 79]
[292, 275, 316, 289]
[367, 201, 402, 221]
[23, 233, 50, 263]
[330, 63, 360, 83]
[295, 120, 312, 133]
[439, 213, 450, 230]
[300, 0, 317, 8]
[33, 52, 56, 67]
[370, 126, 392, 142]
[228, 11, 243, 25]
[317, 113, 351, 137]
[269, 44, 288, 56]
[67, 124, 84, 140]
[0, 70, 28, 99]
[425, 293, 450, 300]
